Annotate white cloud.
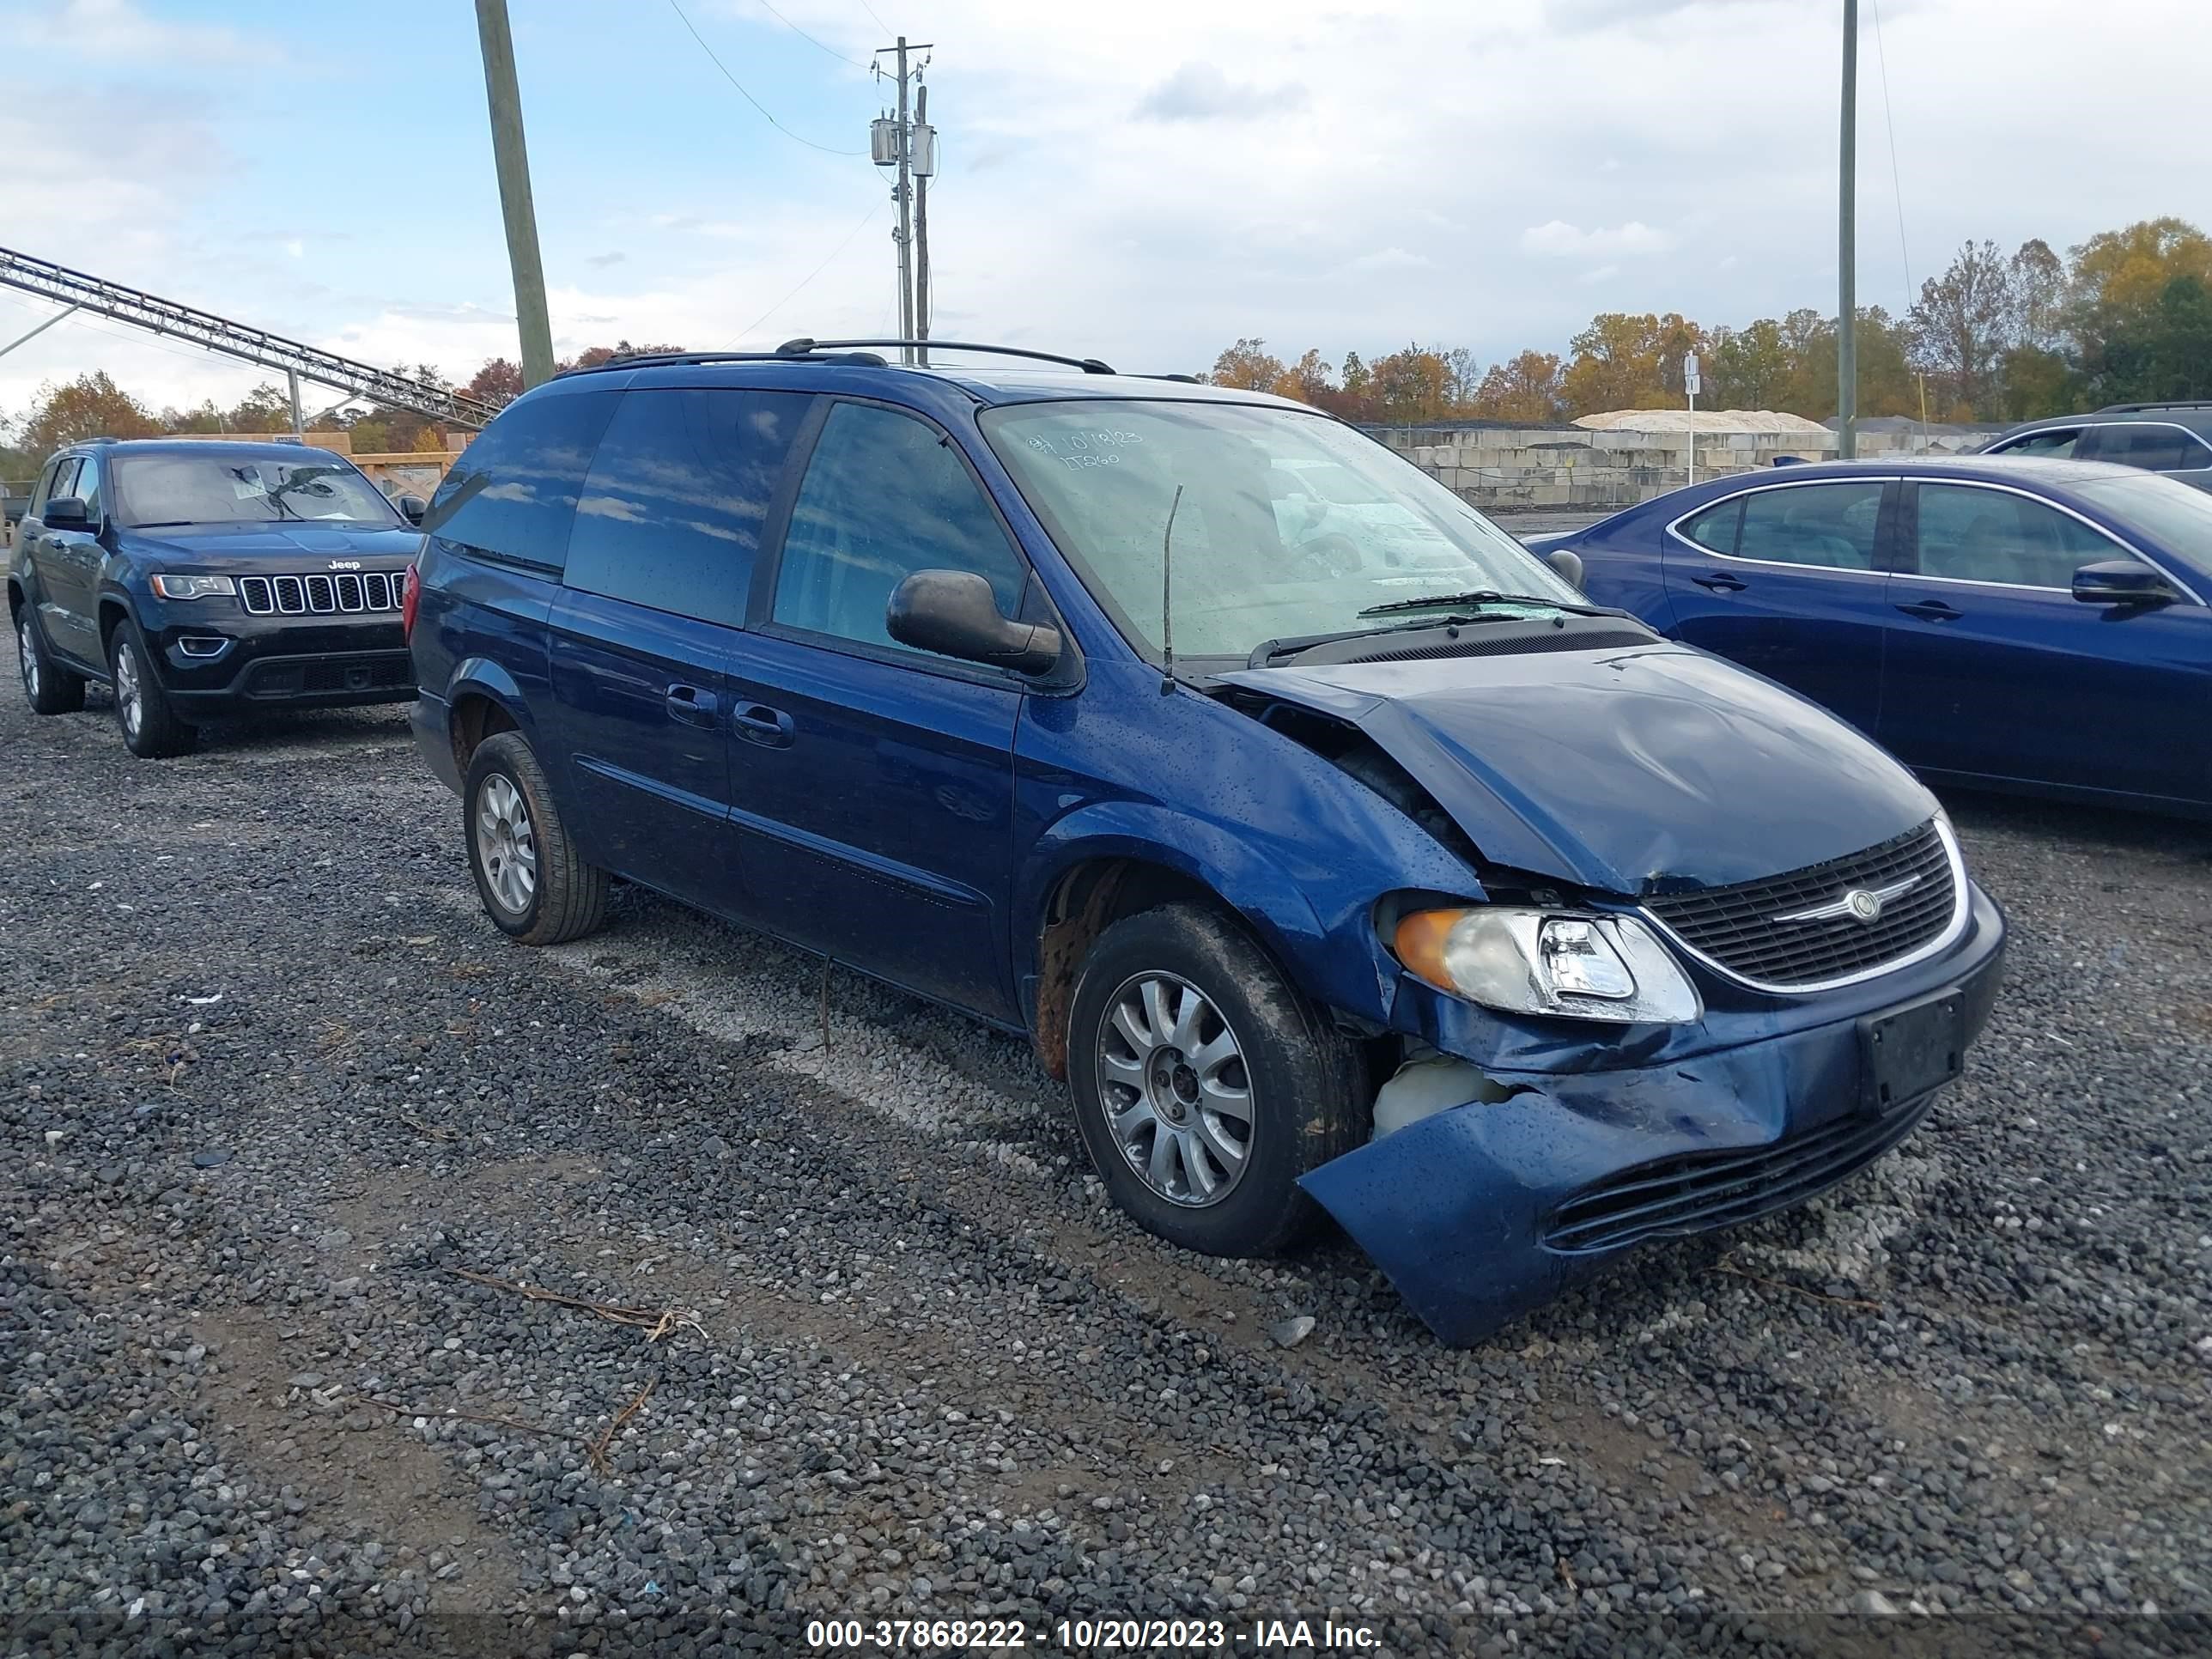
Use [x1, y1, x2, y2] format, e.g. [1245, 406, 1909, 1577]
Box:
[1136, 62, 1310, 122]
[4, 0, 2211, 419]
[1521, 220, 1675, 258]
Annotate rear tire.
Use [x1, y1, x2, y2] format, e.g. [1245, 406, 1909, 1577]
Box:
[16, 604, 87, 715]
[464, 730, 608, 945]
[108, 620, 196, 758]
[1068, 902, 1366, 1257]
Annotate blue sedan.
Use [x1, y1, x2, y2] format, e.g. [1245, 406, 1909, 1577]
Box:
[1537, 456, 2212, 816]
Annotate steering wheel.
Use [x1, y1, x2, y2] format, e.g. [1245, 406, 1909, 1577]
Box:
[1295, 530, 1364, 579]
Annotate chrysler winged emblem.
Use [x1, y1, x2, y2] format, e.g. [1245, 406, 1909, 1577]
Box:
[1775, 876, 1918, 927]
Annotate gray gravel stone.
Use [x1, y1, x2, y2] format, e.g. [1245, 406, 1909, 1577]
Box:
[2, 663, 2208, 1656]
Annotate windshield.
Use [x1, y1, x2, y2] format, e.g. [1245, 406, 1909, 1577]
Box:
[980, 400, 1580, 659]
[112, 453, 399, 529]
[2076, 473, 2212, 580]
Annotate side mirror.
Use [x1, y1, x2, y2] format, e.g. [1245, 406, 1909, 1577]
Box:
[887, 569, 1061, 676]
[2071, 558, 2176, 607]
[1545, 547, 1585, 591]
[43, 495, 91, 529]
[397, 494, 428, 526]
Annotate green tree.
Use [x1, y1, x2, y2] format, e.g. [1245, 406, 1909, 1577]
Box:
[1559, 313, 1671, 416]
[1907, 240, 2020, 419]
[1705, 319, 1790, 408]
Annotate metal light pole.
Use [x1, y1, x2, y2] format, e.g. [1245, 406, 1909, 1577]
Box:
[0, 301, 81, 362]
[1838, 0, 1858, 459]
[475, 0, 556, 390]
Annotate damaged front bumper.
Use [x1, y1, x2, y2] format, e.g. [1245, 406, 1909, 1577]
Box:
[1300, 881, 2007, 1346]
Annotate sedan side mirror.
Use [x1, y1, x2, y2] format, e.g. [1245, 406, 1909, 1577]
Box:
[887, 569, 1062, 676]
[2071, 558, 2176, 607]
[43, 495, 92, 529]
[397, 494, 428, 526]
[1545, 547, 1585, 592]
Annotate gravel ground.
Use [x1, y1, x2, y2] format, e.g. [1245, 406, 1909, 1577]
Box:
[3, 651, 2209, 1658]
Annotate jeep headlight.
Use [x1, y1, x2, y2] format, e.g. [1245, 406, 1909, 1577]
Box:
[1394, 908, 1702, 1024]
[149, 574, 237, 600]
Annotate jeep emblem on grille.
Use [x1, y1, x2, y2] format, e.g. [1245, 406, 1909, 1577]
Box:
[1845, 888, 1883, 923]
[328, 559, 362, 571]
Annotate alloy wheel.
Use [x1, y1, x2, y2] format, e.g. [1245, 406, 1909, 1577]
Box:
[114, 641, 143, 739]
[1094, 971, 1255, 1206]
[475, 773, 538, 915]
[18, 615, 38, 701]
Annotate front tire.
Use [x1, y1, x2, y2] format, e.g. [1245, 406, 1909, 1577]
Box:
[464, 730, 608, 945]
[1068, 902, 1366, 1257]
[16, 605, 87, 715]
[108, 621, 195, 758]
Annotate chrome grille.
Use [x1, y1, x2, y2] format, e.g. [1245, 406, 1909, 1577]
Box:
[238, 570, 405, 617]
[1643, 821, 1959, 990]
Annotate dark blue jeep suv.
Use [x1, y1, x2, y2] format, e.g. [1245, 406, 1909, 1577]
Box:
[9, 438, 427, 757]
[406, 341, 2008, 1343]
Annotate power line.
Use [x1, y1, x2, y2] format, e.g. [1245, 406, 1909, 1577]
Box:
[665, 0, 866, 156]
[855, 0, 890, 33]
[749, 0, 870, 70]
[1869, 0, 1913, 306]
[725, 197, 887, 345]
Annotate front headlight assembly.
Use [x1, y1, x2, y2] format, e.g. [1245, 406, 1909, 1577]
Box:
[1395, 907, 1702, 1024]
[149, 574, 238, 600]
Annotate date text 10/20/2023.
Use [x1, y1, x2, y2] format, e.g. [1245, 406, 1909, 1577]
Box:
[805, 1617, 1381, 1650]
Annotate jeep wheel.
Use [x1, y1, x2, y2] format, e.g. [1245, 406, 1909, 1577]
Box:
[108, 621, 195, 758]
[1067, 902, 1366, 1258]
[16, 605, 87, 715]
[464, 731, 608, 945]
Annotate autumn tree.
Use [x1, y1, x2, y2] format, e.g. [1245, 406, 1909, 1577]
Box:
[1471, 352, 1565, 422]
[1559, 313, 1685, 416]
[21, 372, 159, 455]
[1366, 343, 1457, 423]
[465, 357, 526, 410]
[1206, 337, 1287, 392]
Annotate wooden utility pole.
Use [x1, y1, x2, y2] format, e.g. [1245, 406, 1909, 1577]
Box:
[1838, 0, 1859, 459]
[476, 0, 556, 389]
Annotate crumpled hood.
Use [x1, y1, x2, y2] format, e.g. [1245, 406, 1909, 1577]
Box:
[120, 522, 421, 571]
[1218, 642, 1936, 896]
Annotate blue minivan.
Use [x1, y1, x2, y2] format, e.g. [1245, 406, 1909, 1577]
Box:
[405, 342, 2007, 1343]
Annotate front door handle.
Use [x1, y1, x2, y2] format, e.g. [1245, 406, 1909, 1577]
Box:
[665, 683, 720, 728]
[1895, 599, 1962, 623]
[1692, 572, 1747, 592]
[732, 702, 794, 748]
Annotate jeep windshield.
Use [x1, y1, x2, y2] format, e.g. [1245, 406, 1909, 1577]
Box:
[980, 399, 1581, 662]
[112, 453, 400, 529]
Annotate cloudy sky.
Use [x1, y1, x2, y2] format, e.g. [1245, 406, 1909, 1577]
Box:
[0, 0, 2204, 422]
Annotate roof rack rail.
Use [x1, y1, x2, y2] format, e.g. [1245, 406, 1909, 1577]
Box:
[2095, 400, 2212, 414]
[779, 337, 1117, 375]
[1143, 373, 1203, 385]
[567, 348, 891, 375]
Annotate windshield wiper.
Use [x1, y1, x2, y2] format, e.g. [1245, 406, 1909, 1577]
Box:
[1247, 612, 1520, 667]
[1357, 588, 1603, 617]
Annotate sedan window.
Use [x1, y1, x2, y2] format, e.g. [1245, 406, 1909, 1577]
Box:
[1993, 428, 2081, 459]
[1912, 483, 2118, 588]
[1731, 483, 1885, 570]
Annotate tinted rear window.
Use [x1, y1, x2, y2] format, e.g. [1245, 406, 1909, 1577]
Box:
[2089, 423, 2198, 472]
[429, 386, 620, 570]
[562, 387, 807, 624]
